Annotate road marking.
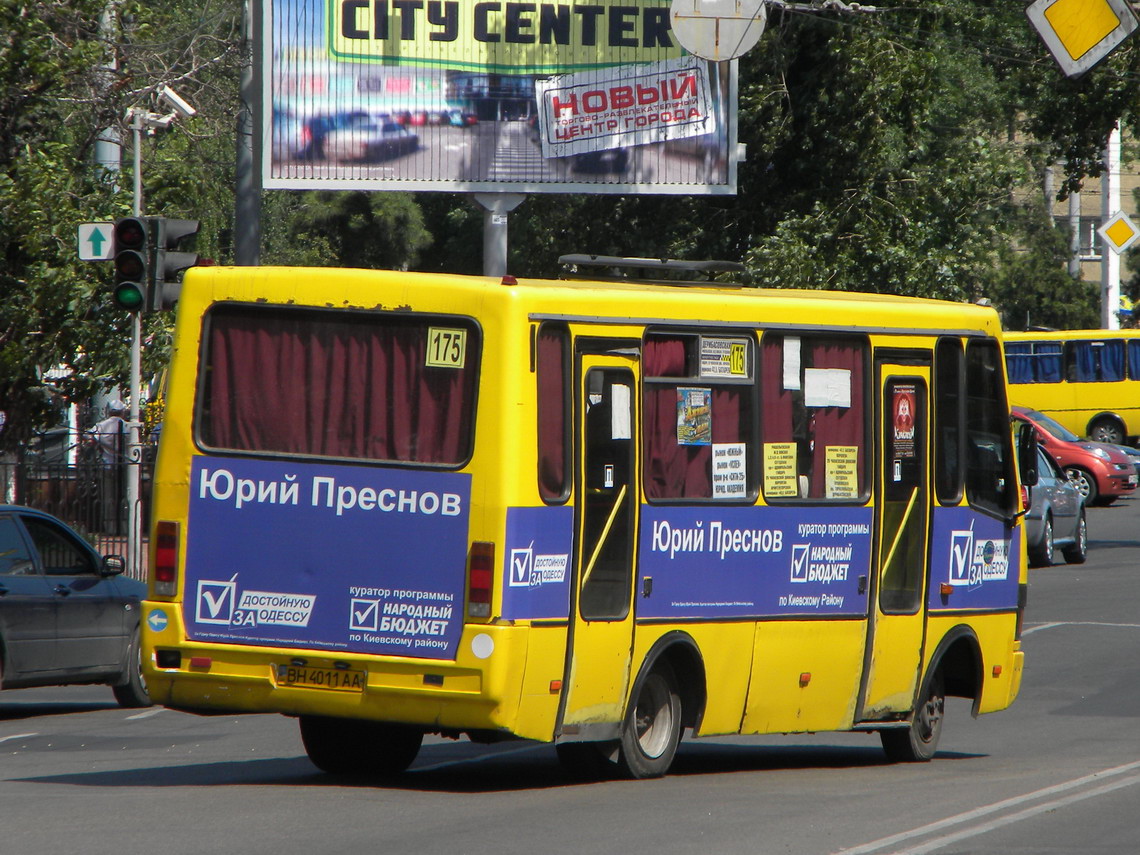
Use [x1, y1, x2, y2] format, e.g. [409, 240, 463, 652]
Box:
[1023, 620, 1140, 635]
[884, 774, 1140, 855]
[837, 759, 1140, 855]
[125, 708, 166, 721]
[0, 733, 38, 744]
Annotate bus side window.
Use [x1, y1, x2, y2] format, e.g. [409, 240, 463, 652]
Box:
[642, 331, 756, 501]
[934, 337, 963, 504]
[585, 377, 630, 491]
[759, 333, 868, 502]
[536, 323, 570, 503]
[964, 339, 1015, 516]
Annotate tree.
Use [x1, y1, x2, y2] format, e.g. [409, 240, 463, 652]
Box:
[0, 0, 129, 453]
[987, 211, 1099, 331]
[264, 191, 431, 270]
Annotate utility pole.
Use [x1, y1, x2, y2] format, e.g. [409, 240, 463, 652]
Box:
[235, 0, 261, 265]
[1102, 124, 1122, 330]
[126, 109, 145, 578]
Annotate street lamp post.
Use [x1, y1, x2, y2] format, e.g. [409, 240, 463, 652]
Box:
[122, 98, 191, 577]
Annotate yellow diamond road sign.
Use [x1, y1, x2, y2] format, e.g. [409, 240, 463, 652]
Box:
[1027, 0, 1139, 77]
[1099, 211, 1140, 254]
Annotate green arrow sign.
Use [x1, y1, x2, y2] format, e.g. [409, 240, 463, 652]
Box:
[78, 222, 114, 261]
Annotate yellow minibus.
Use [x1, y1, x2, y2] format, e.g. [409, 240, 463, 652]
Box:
[141, 260, 1029, 779]
[1005, 329, 1140, 446]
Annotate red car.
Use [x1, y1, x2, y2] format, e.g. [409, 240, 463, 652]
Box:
[1012, 406, 1137, 505]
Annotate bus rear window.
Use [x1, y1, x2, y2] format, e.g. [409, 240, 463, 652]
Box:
[198, 305, 479, 465]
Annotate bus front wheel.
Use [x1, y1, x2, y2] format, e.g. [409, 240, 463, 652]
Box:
[299, 715, 422, 776]
[617, 661, 682, 779]
[881, 668, 945, 763]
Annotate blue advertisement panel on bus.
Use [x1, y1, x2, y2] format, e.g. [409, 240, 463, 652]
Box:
[639, 505, 873, 619]
[184, 456, 471, 660]
[927, 507, 1019, 612]
[500, 506, 574, 621]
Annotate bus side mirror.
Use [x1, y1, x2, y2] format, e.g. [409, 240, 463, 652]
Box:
[1017, 423, 1038, 487]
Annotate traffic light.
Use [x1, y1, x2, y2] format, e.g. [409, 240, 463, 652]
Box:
[112, 217, 150, 312]
[111, 216, 200, 312]
[150, 218, 199, 311]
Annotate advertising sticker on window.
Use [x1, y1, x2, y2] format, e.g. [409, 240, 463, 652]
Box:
[677, 386, 712, 445]
[892, 384, 917, 459]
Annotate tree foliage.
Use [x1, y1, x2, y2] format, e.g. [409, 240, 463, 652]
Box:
[0, 0, 127, 452]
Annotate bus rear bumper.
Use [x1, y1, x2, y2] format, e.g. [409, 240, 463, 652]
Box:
[142, 615, 534, 736]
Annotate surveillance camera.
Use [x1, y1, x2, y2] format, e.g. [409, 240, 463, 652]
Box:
[144, 112, 175, 130]
[159, 85, 197, 119]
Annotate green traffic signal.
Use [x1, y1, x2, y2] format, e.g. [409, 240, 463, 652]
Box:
[112, 218, 150, 313]
[113, 281, 146, 310]
[111, 216, 200, 312]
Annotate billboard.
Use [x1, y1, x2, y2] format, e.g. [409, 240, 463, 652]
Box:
[262, 0, 739, 194]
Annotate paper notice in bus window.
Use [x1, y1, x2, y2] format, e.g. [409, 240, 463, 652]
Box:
[425, 327, 466, 368]
[677, 387, 712, 445]
[804, 368, 851, 408]
[764, 442, 798, 497]
[700, 337, 749, 379]
[711, 442, 747, 499]
[783, 337, 801, 390]
[611, 383, 632, 440]
[825, 446, 860, 499]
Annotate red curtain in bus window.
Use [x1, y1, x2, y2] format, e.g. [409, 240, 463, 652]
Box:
[536, 325, 568, 500]
[204, 309, 475, 464]
[808, 340, 864, 499]
[760, 337, 795, 442]
[643, 337, 712, 499]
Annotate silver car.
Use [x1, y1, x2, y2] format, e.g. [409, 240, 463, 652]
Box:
[1025, 447, 1088, 567]
[323, 117, 419, 163]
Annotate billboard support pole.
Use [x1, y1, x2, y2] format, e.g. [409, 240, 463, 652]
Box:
[474, 193, 526, 277]
[235, 0, 261, 265]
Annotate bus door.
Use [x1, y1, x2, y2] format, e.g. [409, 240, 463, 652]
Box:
[558, 352, 639, 741]
[859, 359, 932, 720]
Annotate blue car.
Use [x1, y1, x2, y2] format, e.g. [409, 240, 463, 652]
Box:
[0, 506, 151, 706]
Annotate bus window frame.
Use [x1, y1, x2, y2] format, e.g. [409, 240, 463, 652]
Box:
[758, 331, 872, 505]
[934, 336, 965, 506]
[641, 327, 760, 505]
[535, 321, 572, 505]
[193, 301, 483, 471]
[963, 337, 1018, 521]
[1065, 338, 1127, 383]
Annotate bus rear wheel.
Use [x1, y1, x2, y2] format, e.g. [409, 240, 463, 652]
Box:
[299, 715, 422, 776]
[1088, 418, 1125, 446]
[617, 661, 682, 779]
[881, 668, 945, 763]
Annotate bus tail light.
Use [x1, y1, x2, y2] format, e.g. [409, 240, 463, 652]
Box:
[467, 541, 495, 619]
[154, 520, 180, 597]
